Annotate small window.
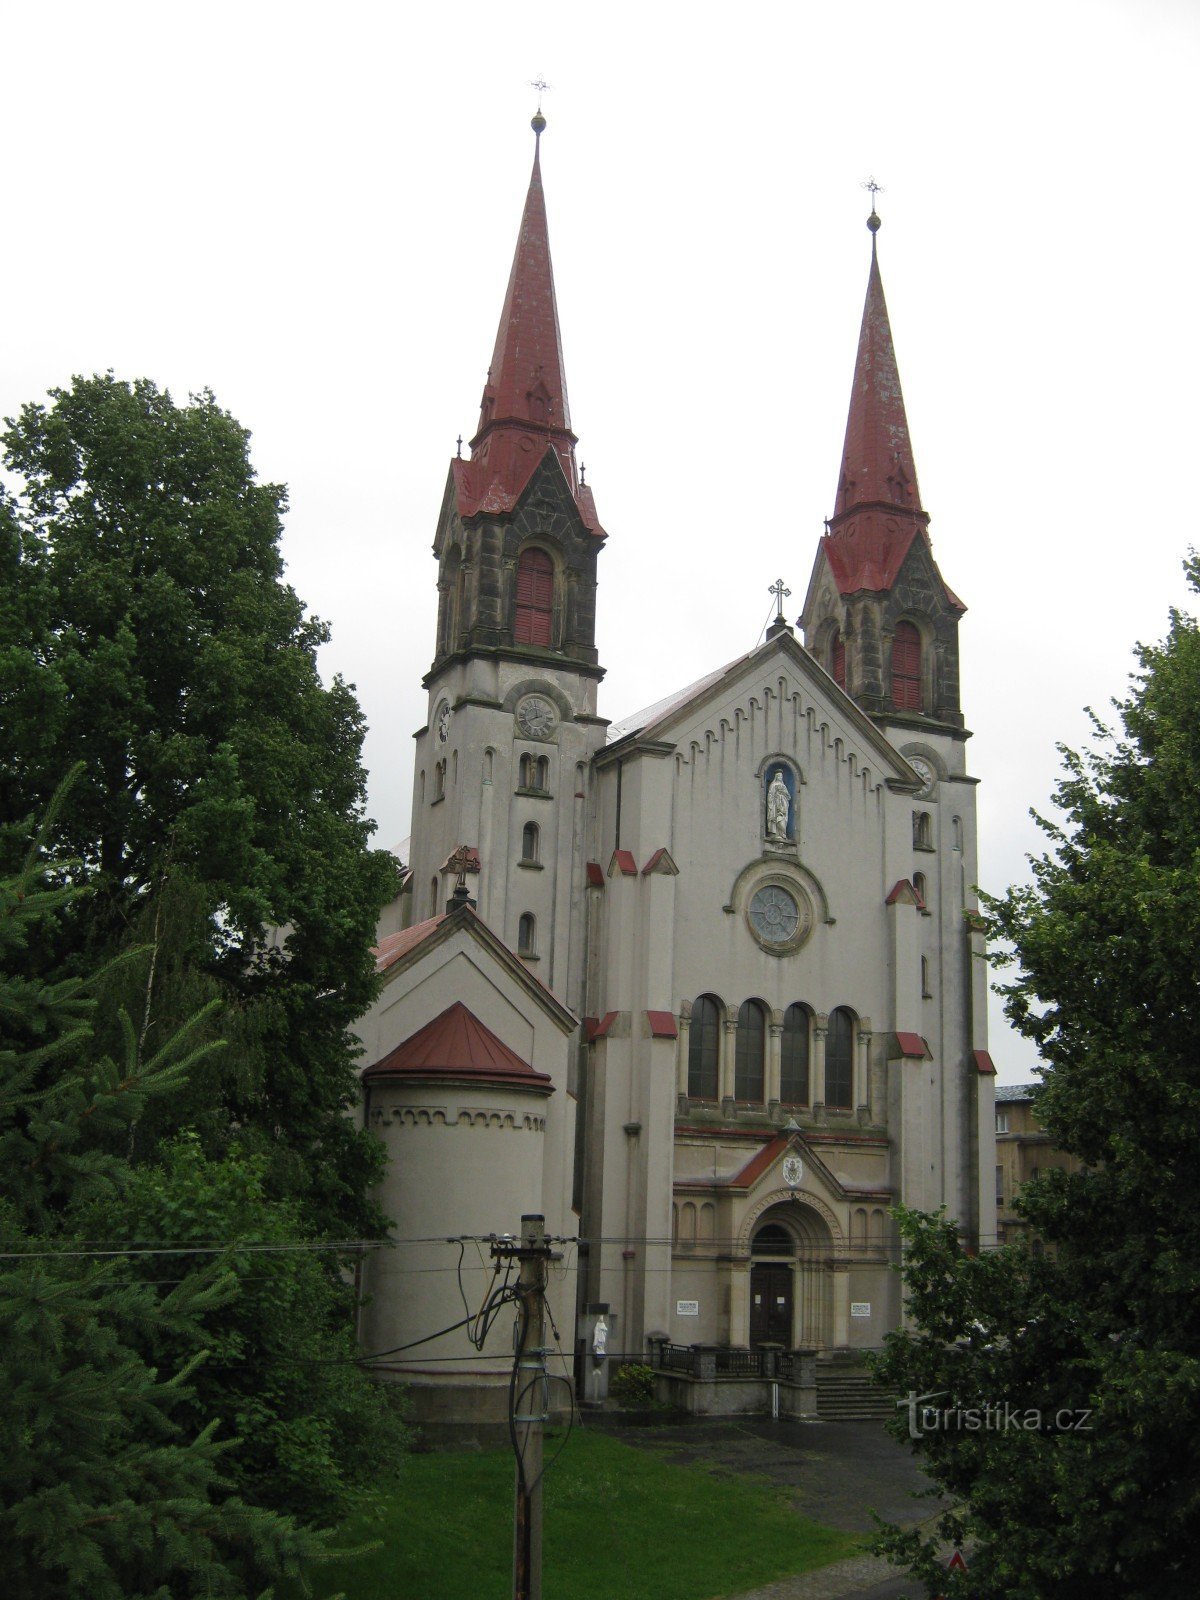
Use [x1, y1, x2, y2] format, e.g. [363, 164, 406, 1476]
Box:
[952, 815, 964, 852]
[536, 755, 550, 790]
[825, 1008, 854, 1110]
[830, 627, 846, 690]
[996, 1111, 1009, 1134]
[913, 811, 933, 850]
[735, 1000, 767, 1103]
[434, 761, 445, 801]
[519, 753, 534, 789]
[521, 822, 540, 863]
[514, 548, 554, 646]
[995, 1165, 1005, 1206]
[518, 913, 537, 957]
[892, 621, 922, 711]
[431, 876, 439, 915]
[688, 995, 721, 1100]
[921, 955, 932, 998]
[912, 871, 927, 906]
[780, 1003, 810, 1105]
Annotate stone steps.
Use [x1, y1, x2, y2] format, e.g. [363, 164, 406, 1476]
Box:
[815, 1369, 896, 1421]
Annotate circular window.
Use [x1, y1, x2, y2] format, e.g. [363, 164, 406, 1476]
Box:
[745, 880, 814, 954]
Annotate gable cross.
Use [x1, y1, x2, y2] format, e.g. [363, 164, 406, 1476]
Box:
[769, 577, 791, 623]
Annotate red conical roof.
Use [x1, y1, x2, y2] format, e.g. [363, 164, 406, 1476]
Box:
[363, 1001, 553, 1092]
[451, 122, 603, 534]
[820, 220, 962, 612]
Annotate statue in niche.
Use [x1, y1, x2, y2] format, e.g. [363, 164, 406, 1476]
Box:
[765, 769, 792, 843]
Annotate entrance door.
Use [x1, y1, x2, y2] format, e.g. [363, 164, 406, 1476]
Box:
[749, 1262, 793, 1347]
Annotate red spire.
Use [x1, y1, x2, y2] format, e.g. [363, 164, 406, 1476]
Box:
[820, 214, 958, 607]
[451, 117, 602, 533]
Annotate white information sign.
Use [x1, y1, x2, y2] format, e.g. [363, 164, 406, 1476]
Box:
[850, 1302, 871, 1318]
[676, 1299, 699, 1316]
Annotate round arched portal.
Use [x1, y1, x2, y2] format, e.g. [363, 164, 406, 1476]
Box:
[749, 1202, 833, 1350]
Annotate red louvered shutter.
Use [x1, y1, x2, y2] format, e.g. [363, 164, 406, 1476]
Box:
[515, 549, 554, 645]
[891, 622, 922, 710]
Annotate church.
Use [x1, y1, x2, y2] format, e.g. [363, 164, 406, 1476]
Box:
[355, 113, 997, 1421]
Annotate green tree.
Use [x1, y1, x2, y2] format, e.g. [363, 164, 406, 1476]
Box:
[0, 825, 322, 1597]
[872, 556, 1200, 1598]
[0, 374, 400, 1238]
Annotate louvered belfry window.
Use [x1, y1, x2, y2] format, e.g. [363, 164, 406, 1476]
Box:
[891, 621, 922, 710]
[515, 548, 554, 645]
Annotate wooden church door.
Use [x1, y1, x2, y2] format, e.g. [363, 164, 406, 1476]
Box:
[750, 1262, 793, 1347]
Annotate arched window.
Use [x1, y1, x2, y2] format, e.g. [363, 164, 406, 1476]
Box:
[913, 811, 933, 850]
[687, 995, 720, 1100]
[752, 1223, 793, 1255]
[536, 756, 550, 790]
[912, 871, 927, 906]
[518, 913, 536, 957]
[735, 1000, 767, 1103]
[780, 1004, 810, 1105]
[519, 753, 534, 789]
[831, 627, 846, 690]
[521, 822, 539, 863]
[434, 761, 445, 801]
[921, 955, 932, 998]
[515, 548, 554, 646]
[892, 621, 922, 711]
[825, 1007, 854, 1110]
[430, 876, 439, 915]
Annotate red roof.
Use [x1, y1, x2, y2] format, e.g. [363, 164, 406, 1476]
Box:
[373, 915, 446, 973]
[609, 849, 637, 877]
[885, 879, 919, 907]
[585, 861, 605, 888]
[728, 1134, 789, 1191]
[645, 1010, 678, 1039]
[820, 226, 964, 615]
[587, 1011, 620, 1041]
[363, 1001, 552, 1092]
[891, 1031, 931, 1060]
[972, 1049, 997, 1076]
[450, 126, 603, 537]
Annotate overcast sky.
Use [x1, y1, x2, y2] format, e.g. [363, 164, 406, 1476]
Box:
[4, 0, 1198, 1082]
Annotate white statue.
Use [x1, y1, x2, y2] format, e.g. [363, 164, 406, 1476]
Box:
[766, 770, 791, 842]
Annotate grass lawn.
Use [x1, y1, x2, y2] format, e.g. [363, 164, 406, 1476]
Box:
[300, 1426, 860, 1600]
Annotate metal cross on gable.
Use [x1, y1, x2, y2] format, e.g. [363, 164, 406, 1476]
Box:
[769, 577, 791, 621]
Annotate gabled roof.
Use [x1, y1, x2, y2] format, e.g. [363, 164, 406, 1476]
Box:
[371, 902, 577, 1034]
[363, 1001, 552, 1093]
[995, 1082, 1038, 1103]
[600, 630, 923, 787]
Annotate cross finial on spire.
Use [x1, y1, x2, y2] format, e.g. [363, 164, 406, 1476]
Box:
[530, 76, 550, 139]
[862, 175, 884, 244]
[769, 577, 791, 622]
[456, 435, 463, 459]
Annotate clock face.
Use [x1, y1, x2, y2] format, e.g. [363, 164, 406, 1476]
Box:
[516, 695, 556, 739]
[909, 756, 935, 797]
[749, 885, 800, 945]
[436, 703, 451, 743]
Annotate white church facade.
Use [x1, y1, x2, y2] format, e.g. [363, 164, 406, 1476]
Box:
[355, 115, 996, 1419]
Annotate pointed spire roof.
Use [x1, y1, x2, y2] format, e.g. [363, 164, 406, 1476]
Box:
[450, 116, 603, 535]
[819, 212, 962, 611]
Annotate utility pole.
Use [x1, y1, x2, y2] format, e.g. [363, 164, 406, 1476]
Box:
[500, 1213, 552, 1600]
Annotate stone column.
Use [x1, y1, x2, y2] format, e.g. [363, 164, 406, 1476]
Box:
[812, 1017, 828, 1113]
[720, 1017, 738, 1114]
[857, 1021, 873, 1122]
[728, 1256, 751, 1346]
[767, 1018, 783, 1113]
[676, 1011, 690, 1108]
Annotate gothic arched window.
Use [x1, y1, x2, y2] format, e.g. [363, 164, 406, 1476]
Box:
[688, 995, 721, 1101]
[515, 548, 554, 646]
[735, 1000, 767, 1103]
[831, 627, 846, 690]
[892, 621, 922, 711]
[521, 822, 539, 863]
[780, 1003, 810, 1105]
[825, 1007, 854, 1110]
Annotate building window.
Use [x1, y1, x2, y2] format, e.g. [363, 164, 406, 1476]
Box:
[687, 995, 721, 1100]
[520, 822, 540, 863]
[433, 760, 445, 801]
[514, 548, 554, 646]
[995, 1165, 1005, 1206]
[780, 1004, 810, 1105]
[913, 811, 933, 850]
[735, 1000, 767, 1103]
[892, 621, 922, 711]
[830, 627, 846, 690]
[518, 753, 549, 792]
[430, 876, 439, 915]
[518, 913, 537, 957]
[825, 1007, 854, 1110]
[996, 1111, 1009, 1134]
[921, 955, 932, 998]
[912, 871, 927, 906]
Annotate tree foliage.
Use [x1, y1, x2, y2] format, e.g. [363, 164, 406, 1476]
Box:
[872, 555, 1200, 1598]
[0, 823, 322, 1597]
[0, 374, 400, 1237]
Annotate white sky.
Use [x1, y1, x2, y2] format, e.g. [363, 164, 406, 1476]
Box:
[4, 0, 1198, 1084]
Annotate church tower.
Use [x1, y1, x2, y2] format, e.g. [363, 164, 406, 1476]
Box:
[800, 207, 966, 738]
[408, 113, 608, 1013]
